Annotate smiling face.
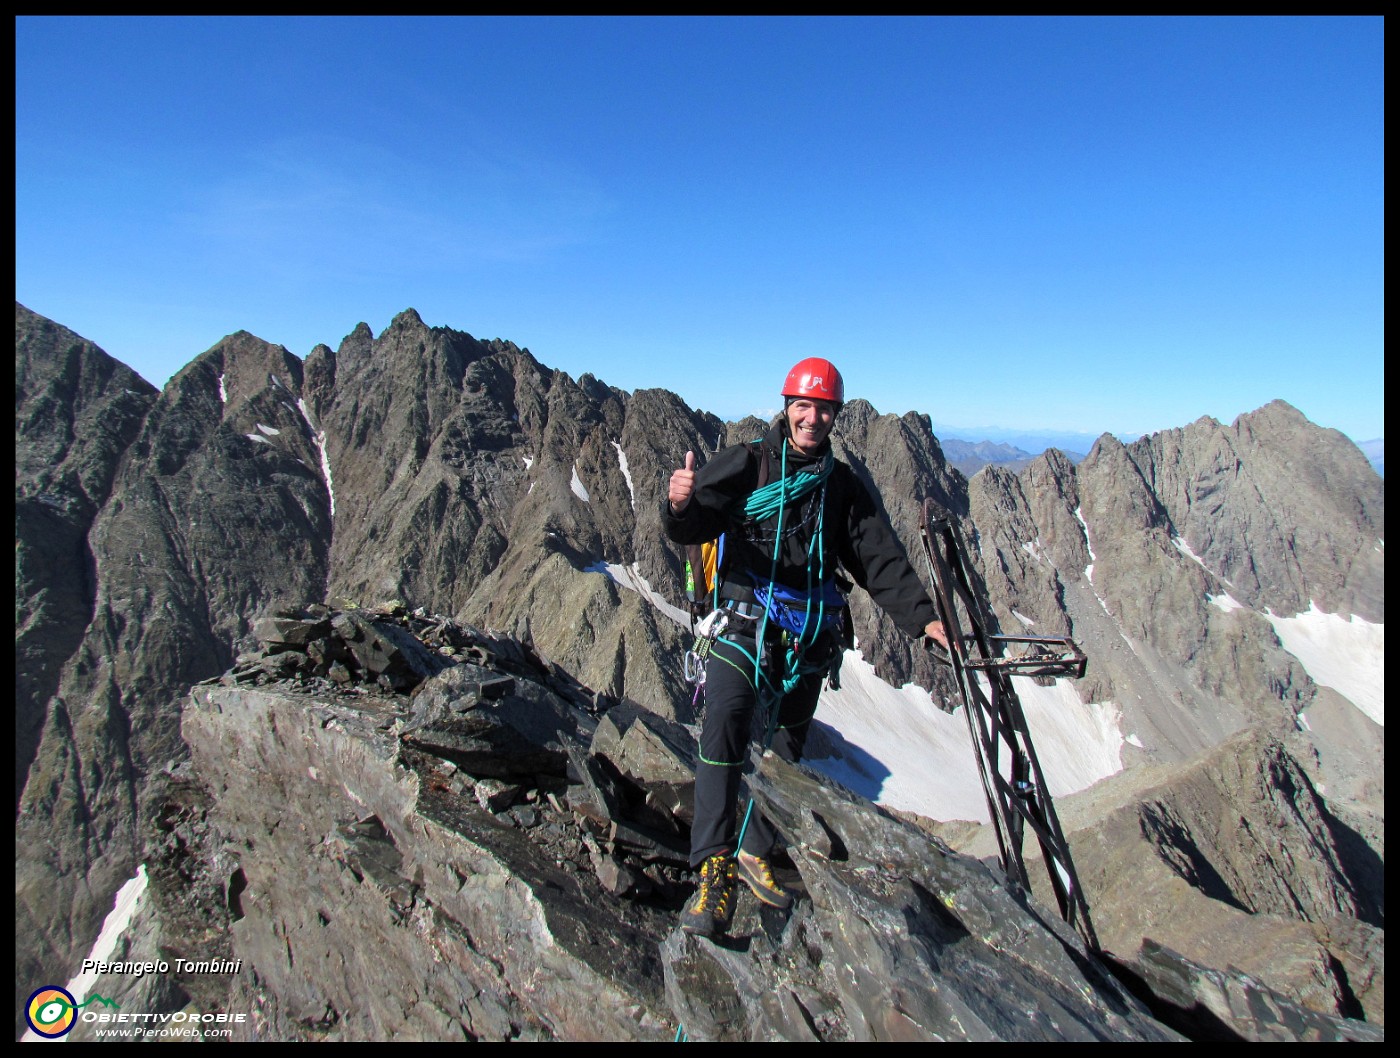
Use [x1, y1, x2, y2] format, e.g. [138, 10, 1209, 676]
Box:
[785, 398, 837, 455]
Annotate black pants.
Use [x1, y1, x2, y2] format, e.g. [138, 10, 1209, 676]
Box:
[689, 630, 828, 867]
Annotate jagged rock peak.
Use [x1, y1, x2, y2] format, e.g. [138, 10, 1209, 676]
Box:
[15, 300, 151, 393]
[1088, 430, 1128, 457]
[1120, 397, 1383, 620]
[15, 302, 159, 477]
[383, 307, 504, 352]
[579, 371, 627, 403]
[1035, 445, 1080, 477]
[1235, 398, 1310, 430]
[834, 396, 878, 431]
[170, 329, 305, 404]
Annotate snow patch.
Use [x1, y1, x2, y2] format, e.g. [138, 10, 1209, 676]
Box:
[522, 455, 534, 470]
[218, 374, 228, 403]
[296, 398, 335, 517]
[810, 653, 989, 822]
[585, 561, 690, 627]
[1126, 733, 1144, 748]
[1007, 675, 1123, 794]
[807, 653, 1124, 823]
[1265, 602, 1384, 726]
[1174, 536, 1235, 587]
[256, 423, 281, 436]
[612, 441, 635, 509]
[1012, 610, 1036, 627]
[21, 866, 150, 1043]
[1074, 507, 1096, 555]
[245, 433, 271, 444]
[1209, 593, 1246, 612]
[570, 465, 590, 503]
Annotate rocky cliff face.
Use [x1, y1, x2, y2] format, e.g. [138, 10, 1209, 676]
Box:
[16, 317, 333, 1018]
[13, 302, 1383, 1039]
[16, 306, 158, 806]
[967, 410, 1384, 764]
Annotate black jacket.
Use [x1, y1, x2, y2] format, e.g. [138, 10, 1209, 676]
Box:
[662, 422, 936, 639]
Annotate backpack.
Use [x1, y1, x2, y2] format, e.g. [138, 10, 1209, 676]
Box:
[682, 440, 772, 621]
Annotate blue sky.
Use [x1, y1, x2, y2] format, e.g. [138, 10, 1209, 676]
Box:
[16, 16, 1384, 444]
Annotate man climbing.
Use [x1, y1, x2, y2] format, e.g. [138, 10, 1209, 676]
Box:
[663, 357, 949, 936]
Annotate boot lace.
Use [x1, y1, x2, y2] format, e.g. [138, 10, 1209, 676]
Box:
[695, 855, 735, 916]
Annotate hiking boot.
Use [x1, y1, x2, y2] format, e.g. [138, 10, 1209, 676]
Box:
[736, 850, 793, 910]
[680, 854, 738, 937]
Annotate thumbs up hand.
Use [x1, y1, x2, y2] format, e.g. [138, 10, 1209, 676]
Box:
[668, 451, 697, 514]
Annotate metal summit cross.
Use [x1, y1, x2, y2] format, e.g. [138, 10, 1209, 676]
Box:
[918, 500, 1100, 952]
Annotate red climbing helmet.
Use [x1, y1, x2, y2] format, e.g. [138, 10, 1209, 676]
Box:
[781, 357, 844, 405]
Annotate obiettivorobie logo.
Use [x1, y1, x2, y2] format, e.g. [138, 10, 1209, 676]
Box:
[25, 986, 120, 1038]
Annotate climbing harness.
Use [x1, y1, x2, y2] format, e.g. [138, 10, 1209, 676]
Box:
[751, 579, 845, 640]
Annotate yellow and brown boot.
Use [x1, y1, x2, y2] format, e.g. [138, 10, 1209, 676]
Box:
[736, 850, 793, 910]
[680, 854, 738, 937]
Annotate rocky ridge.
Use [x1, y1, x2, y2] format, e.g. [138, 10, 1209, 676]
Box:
[13, 302, 1383, 1038]
[93, 606, 1364, 1040]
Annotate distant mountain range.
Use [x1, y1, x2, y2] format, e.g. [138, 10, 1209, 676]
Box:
[944, 431, 1382, 480]
[939, 437, 1086, 477]
[1357, 438, 1384, 476]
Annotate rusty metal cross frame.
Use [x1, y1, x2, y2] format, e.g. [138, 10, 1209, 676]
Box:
[919, 499, 1100, 952]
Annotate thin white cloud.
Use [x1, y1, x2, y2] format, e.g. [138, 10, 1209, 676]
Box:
[178, 135, 615, 281]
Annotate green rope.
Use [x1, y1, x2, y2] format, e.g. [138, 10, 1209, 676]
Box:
[742, 453, 832, 522]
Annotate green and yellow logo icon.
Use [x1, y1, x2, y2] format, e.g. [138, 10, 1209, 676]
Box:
[26, 986, 78, 1038]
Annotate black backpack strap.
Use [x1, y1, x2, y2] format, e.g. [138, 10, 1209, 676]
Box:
[754, 437, 772, 491]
